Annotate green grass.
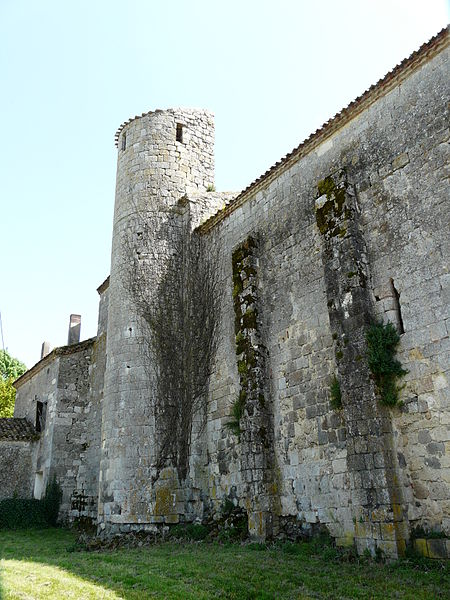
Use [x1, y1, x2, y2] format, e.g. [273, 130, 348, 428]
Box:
[0, 529, 448, 599]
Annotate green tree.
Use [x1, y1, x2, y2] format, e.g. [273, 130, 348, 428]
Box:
[0, 350, 27, 380]
[0, 350, 27, 418]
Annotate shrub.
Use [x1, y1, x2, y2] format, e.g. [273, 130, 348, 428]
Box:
[366, 321, 407, 406]
[43, 475, 63, 526]
[225, 395, 245, 436]
[0, 498, 47, 529]
[0, 476, 62, 529]
[330, 375, 342, 409]
[169, 523, 209, 541]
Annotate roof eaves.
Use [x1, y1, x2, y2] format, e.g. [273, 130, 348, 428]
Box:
[197, 27, 449, 234]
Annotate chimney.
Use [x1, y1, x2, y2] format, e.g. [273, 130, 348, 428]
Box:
[40, 341, 51, 359]
[68, 314, 81, 345]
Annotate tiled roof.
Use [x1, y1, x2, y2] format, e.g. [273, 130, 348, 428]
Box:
[197, 27, 449, 233]
[0, 418, 38, 441]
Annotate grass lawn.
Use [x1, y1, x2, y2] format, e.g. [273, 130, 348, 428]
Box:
[0, 528, 448, 599]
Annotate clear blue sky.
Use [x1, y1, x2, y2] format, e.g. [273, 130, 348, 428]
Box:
[0, 0, 447, 369]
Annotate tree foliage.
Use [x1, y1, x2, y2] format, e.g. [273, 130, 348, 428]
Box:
[0, 349, 27, 417]
[0, 349, 27, 380]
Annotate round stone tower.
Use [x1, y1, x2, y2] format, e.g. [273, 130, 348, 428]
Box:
[99, 109, 215, 532]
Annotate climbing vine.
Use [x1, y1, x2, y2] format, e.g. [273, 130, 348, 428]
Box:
[123, 203, 220, 481]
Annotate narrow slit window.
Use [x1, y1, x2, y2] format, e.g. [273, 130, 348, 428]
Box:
[176, 123, 183, 143]
[121, 132, 127, 151]
[390, 278, 405, 334]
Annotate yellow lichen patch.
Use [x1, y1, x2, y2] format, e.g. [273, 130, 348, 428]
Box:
[154, 486, 175, 516]
[248, 510, 265, 539]
[355, 520, 374, 538]
[413, 538, 429, 557]
[336, 531, 355, 547]
[409, 347, 425, 360]
[165, 514, 180, 524]
[392, 502, 403, 522]
[396, 539, 407, 556]
[269, 482, 278, 495]
[380, 522, 396, 541]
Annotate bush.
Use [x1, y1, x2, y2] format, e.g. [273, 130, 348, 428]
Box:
[169, 523, 210, 541]
[0, 476, 62, 529]
[330, 375, 342, 409]
[43, 475, 63, 526]
[366, 321, 407, 406]
[0, 498, 48, 529]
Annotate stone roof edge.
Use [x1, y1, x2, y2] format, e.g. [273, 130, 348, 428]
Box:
[97, 275, 110, 295]
[14, 337, 96, 389]
[197, 27, 449, 235]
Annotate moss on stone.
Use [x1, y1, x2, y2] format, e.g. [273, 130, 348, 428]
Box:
[237, 360, 247, 375]
[229, 235, 265, 438]
[235, 331, 247, 355]
[232, 279, 243, 298]
[242, 308, 257, 330]
[330, 375, 342, 410]
[315, 175, 350, 238]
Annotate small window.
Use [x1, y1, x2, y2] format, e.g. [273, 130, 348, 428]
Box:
[36, 401, 46, 433]
[176, 123, 183, 143]
[121, 132, 127, 151]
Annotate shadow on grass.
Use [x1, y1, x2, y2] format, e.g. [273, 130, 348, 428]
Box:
[0, 528, 449, 600]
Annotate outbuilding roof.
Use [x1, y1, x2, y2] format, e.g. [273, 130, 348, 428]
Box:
[0, 418, 38, 441]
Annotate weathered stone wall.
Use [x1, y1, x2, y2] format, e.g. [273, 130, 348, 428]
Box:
[69, 283, 109, 522]
[359, 54, 450, 535]
[99, 109, 221, 532]
[198, 42, 449, 555]
[5, 34, 447, 557]
[11, 286, 107, 522]
[14, 356, 60, 497]
[0, 441, 37, 499]
[50, 342, 95, 518]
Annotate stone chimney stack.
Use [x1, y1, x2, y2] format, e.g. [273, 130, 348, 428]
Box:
[67, 314, 81, 345]
[40, 341, 51, 359]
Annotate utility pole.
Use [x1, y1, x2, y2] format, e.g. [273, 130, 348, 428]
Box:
[0, 311, 5, 352]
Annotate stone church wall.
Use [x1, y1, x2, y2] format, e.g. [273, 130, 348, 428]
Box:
[0, 440, 37, 499]
[69, 282, 109, 522]
[6, 31, 448, 558]
[199, 43, 449, 553]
